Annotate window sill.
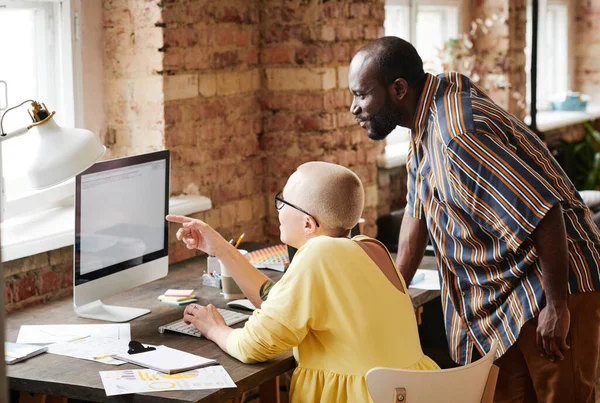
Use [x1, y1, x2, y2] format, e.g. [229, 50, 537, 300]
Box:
[0, 195, 212, 262]
[377, 141, 410, 169]
[525, 104, 600, 132]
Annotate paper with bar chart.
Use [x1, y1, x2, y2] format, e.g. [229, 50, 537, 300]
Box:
[48, 337, 140, 365]
[99, 366, 236, 396]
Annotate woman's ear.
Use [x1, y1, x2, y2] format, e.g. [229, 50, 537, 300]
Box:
[303, 215, 319, 235]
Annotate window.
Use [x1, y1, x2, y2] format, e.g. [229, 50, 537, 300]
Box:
[383, 0, 461, 150]
[525, 0, 569, 110]
[0, 0, 76, 217]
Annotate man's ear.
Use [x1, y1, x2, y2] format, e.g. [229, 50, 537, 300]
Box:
[390, 78, 408, 102]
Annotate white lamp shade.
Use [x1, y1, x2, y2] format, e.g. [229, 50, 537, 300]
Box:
[25, 117, 106, 189]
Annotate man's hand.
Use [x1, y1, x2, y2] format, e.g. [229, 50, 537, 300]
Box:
[536, 302, 570, 361]
[183, 303, 228, 340]
[166, 215, 227, 256]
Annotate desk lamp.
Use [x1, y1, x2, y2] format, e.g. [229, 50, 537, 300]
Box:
[0, 100, 105, 400]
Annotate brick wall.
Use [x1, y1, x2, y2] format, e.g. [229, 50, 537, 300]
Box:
[103, 0, 165, 159]
[575, 0, 600, 102]
[261, 0, 385, 238]
[377, 166, 408, 218]
[470, 0, 527, 119]
[161, 1, 264, 263]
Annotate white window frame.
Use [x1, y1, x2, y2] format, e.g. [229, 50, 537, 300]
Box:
[381, 0, 461, 166]
[0, 0, 79, 219]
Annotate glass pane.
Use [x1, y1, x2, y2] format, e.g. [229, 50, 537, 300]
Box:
[525, 3, 568, 110]
[416, 6, 458, 73]
[384, 5, 410, 39]
[0, 7, 40, 182]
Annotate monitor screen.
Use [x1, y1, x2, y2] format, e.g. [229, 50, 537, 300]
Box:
[75, 150, 169, 284]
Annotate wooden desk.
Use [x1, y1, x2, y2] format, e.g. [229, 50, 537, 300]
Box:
[6, 252, 440, 402]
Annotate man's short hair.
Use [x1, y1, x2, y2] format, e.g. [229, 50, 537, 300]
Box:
[295, 162, 364, 231]
[358, 36, 426, 88]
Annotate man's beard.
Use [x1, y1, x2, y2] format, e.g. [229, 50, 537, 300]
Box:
[366, 99, 401, 141]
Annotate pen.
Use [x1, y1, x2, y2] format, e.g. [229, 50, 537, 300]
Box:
[67, 335, 91, 343]
[234, 233, 245, 249]
[93, 354, 113, 360]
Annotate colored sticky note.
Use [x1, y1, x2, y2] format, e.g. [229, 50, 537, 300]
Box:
[164, 289, 194, 297]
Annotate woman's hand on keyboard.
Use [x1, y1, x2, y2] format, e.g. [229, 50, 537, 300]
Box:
[166, 215, 227, 256]
[183, 303, 227, 340]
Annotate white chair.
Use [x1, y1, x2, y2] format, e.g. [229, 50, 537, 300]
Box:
[366, 340, 500, 403]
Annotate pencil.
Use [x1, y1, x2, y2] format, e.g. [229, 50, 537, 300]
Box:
[234, 233, 245, 249]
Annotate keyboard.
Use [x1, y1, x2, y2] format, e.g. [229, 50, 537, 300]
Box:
[158, 308, 250, 338]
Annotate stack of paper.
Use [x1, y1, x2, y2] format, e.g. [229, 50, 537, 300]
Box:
[158, 289, 197, 306]
[248, 245, 289, 272]
[408, 269, 441, 290]
[16, 324, 132, 365]
[112, 345, 217, 374]
[5, 342, 47, 364]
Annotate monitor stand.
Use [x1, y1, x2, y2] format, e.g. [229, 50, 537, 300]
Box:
[74, 300, 150, 322]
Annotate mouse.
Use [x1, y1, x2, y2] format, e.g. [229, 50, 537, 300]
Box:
[226, 299, 256, 311]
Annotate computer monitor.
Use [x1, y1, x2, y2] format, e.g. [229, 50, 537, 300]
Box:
[73, 150, 169, 322]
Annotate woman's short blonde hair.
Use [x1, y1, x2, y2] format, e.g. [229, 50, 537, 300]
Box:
[293, 161, 364, 231]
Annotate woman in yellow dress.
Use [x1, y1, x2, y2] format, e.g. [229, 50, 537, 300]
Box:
[166, 161, 439, 402]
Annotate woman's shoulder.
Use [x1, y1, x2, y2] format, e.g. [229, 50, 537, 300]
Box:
[298, 235, 357, 256]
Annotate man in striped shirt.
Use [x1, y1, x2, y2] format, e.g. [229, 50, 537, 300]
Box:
[349, 37, 600, 402]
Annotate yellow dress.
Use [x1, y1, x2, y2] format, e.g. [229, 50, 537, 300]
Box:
[226, 235, 439, 402]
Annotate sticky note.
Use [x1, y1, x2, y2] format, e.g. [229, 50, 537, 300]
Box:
[164, 289, 194, 297]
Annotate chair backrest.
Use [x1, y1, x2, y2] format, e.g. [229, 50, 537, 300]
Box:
[366, 340, 499, 403]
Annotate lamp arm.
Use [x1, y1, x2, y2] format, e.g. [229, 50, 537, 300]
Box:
[0, 98, 35, 136]
[0, 126, 28, 142]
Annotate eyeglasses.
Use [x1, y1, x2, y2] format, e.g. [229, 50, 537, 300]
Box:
[274, 191, 320, 227]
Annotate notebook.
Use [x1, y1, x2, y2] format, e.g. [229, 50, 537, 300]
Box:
[112, 345, 217, 374]
[5, 342, 48, 364]
[248, 244, 290, 272]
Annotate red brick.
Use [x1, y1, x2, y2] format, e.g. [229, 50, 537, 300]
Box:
[336, 26, 353, 41]
[294, 112, 335, 132]
[266, 114, 292, 132]
[215, 26, 235, 46]
[211, 51, 240, 69]
[332, 43, 352, 62]
[57, 263, 73, 289]
[260, 131, 297, 153]
[184, 49, 211, 70]
[242, 48, 259, 65]
[350, 4, 371, 20]
[5, 280, 13, 305]
[323, 3, 348, 19]
[39, 271, 59, 295]
[364, 25, 378, 40]
[324, 90, 350, 109]
[261, 47, 295, 64]
[13, 275, 37, 302]
[336, 110, 356, 128]
[165, 104, 182, 125]
[320, 26, 336, 42]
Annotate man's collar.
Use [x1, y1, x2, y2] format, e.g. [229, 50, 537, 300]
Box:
[411, 73, 438, 146]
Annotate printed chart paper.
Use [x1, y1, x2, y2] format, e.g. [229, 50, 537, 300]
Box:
[100, 366, 236, 396]
[48, 337, 139, 365]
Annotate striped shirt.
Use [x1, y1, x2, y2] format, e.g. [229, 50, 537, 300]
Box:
[406, 72, 600, 365]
